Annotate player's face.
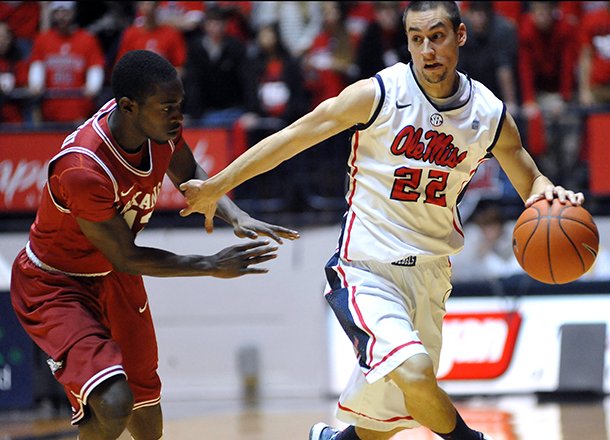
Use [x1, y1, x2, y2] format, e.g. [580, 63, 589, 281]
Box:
[405, 7, 466, 96]
[136, 78, 185, 143]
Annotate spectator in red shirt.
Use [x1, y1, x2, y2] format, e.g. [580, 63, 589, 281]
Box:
[0, 1, 40, 56]
[578, 1, 610, 106]
[27, 1, 105, 124]
[115, 1, 187, 76]
[519, 1, 582, 187]
[233, 22, 309, 211]
[154, 1, 204, 35]
[303, 1, 355, 109]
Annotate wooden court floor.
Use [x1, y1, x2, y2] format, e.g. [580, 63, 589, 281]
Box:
[1, 394, 609, 440]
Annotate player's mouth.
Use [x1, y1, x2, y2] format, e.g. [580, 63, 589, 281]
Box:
[424, 62, 443, 70]
[168, 125, 181, 136]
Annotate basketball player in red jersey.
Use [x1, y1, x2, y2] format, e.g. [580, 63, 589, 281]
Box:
[10, 50, 299, 440]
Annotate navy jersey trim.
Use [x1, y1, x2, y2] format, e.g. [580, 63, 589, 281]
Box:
[356, 74, 385, 131]
[486, 103, 507, 157]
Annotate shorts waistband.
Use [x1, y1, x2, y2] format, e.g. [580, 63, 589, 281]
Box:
[25, 241, 111, 277]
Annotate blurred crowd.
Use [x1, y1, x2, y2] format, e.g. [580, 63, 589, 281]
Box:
[1, 0, 610, 206]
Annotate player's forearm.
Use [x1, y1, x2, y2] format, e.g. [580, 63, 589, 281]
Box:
[113, 245, 216, 277]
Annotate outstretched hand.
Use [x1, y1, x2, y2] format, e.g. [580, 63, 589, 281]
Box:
[211, 239, 279, 278]
[232, 213, 300, 244]
[179, 179, 219, 233]
[525, 184, 585, 208]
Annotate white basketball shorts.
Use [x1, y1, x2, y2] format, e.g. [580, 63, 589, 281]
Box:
[324, 252, 453, 431]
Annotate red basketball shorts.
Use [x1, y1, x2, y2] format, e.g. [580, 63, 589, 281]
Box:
[10, 248, 161, 424]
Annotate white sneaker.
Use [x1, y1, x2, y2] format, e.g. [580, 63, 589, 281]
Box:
[309, 422, 340, 440]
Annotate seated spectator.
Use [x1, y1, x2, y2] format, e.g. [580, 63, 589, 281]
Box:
[0, 0, 40, 57]
[578, 2, 610, 107]
[78, 2, 135, 85]
[519, 1, 582, 188]
[460, 1, 524, 30]
[458, 1, 519, 116]
[240, 23, 308, 133]
[115, 1, 187, 76]
[0, 21, 28, 124]
[343, 1, 375, 48]
[28, 1, 104, 125]
[354, 1, 410, 80]
[303, 1, 355, 109]
[182, 5, 246, 127]
[155, 1, 204, 35]
[203, 1, 253, 43]
[250, 1, 322, 59]
[450, 203, 523, 283]
[232, 22, 310, 211]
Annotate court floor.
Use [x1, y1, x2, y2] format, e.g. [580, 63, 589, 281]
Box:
[1, 394, 609, 440]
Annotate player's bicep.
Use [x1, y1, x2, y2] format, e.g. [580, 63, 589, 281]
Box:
[76, 214, 139, 272]
[167, 140, 199, 189]
[282, 78, 377, 148]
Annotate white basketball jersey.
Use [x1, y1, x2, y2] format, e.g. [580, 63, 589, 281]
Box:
[339, 62, 505, 262]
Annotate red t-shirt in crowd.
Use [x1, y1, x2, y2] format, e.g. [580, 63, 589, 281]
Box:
[30, 28, 105, 122]
[518, 13, 578, 102]
[580, 7, 610, 87]
[116, 23, 186, 69]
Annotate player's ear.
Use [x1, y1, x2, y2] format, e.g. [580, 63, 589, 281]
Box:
[457, 22, 467, 47]
[117, 96, 136, 114]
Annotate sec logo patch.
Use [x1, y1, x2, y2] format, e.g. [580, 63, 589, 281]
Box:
[430, 113, 443, 127]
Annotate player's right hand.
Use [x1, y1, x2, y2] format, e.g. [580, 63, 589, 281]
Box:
[209, 240, 278, 278]
[179, 179, 220, 234]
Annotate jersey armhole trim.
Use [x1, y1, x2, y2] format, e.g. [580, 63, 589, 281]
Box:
[485, 103, 507, 157]
[356, 74, 385, 131]
[47, 147, 120, 213]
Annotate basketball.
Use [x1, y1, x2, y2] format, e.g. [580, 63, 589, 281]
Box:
[512, 198, 599, 284]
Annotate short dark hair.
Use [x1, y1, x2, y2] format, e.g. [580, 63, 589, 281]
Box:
[111, 50, 178, 103]
[403, 1, 462, 32]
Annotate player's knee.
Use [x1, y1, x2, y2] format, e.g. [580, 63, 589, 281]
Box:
[389, 353, 437, 395]
[88, 376, 135, 424]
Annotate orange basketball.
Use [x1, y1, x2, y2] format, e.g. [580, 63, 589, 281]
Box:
[512, 198, 599, 284]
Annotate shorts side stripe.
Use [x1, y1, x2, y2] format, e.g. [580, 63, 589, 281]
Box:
[133, 396, 161, 410]
[79, 365, 126, 405]
[337, 402, 413, 422]
[349, 285, 377, 368]
[364, 340, 423, 378]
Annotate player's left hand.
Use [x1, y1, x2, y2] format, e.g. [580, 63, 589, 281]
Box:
[525, 185, 585, 207]
[231, 213, 300, 244]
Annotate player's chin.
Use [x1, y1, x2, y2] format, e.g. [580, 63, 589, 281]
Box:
[152, 132, 178, 143]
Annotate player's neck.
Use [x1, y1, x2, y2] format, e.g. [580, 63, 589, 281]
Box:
[107, 109, 146, 154]
[415, 70, 460, 99]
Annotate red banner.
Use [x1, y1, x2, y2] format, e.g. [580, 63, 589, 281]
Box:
[0, 128, 232, 212]
[437, 311, 522, 380]
[587, 113, 610, 196]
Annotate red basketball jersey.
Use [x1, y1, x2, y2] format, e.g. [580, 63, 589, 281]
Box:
[29, 99, 185, 275]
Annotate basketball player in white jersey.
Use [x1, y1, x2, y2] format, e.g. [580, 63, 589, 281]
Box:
[179, 2, 584, 440]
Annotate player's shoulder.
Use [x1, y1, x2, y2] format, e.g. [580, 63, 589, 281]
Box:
[469, 75, 504, 109]
[376, 62, 410, 79]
